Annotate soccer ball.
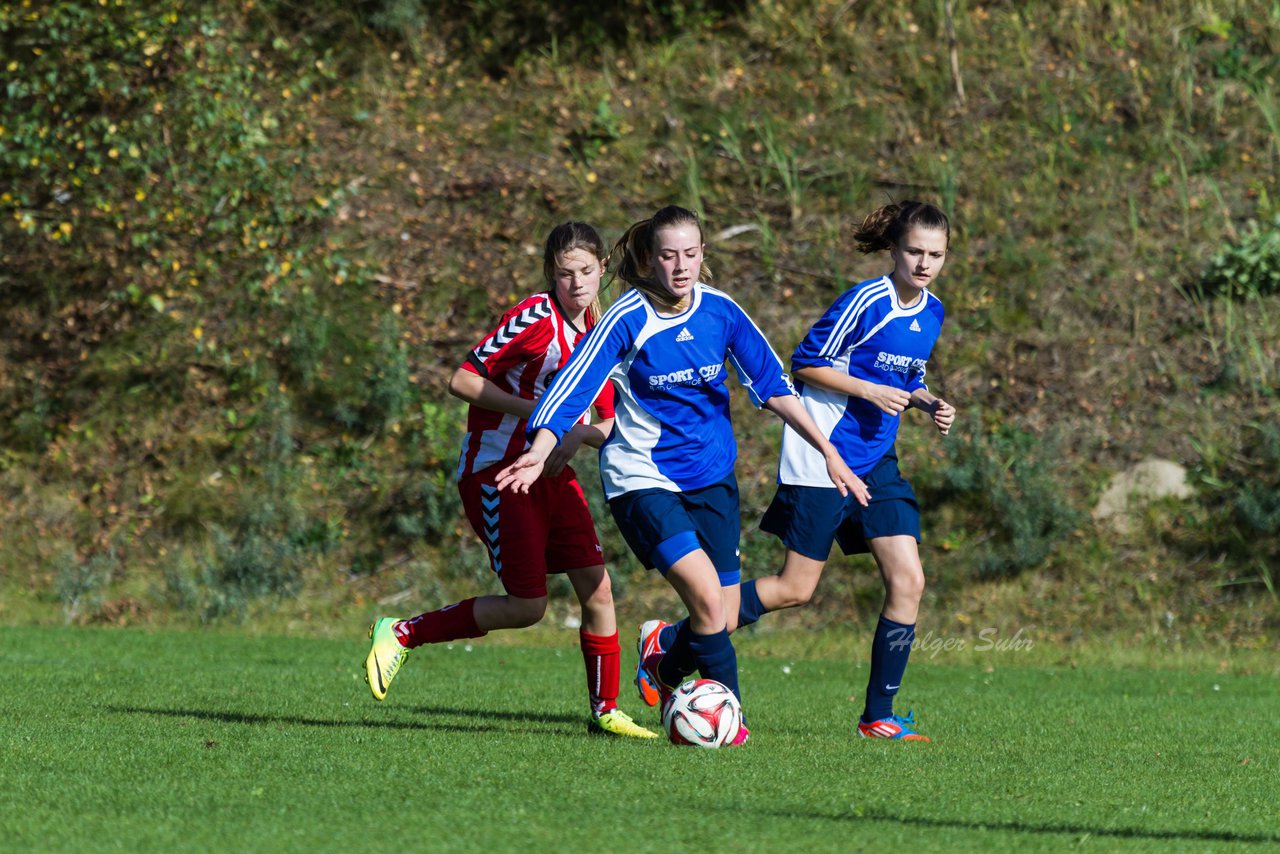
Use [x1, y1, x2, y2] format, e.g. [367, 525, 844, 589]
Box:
[661, 678, 742, 748]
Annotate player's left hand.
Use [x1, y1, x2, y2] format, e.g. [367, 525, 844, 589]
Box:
[826, 455, 871, 507]
[931, 399, 956, 436]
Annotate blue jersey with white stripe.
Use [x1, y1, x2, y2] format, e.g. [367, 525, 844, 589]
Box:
[530, 283, 795, 498]
[778, 275, 945, 482]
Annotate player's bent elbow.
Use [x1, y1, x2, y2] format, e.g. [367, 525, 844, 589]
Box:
[446, 373, 466, 401]
[447, 368, 481, 403]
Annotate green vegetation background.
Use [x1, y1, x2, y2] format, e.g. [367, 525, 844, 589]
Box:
[2, 0, 1278, 656]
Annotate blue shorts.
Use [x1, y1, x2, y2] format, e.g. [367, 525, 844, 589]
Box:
[760, 450, 920, 560]
[608, 473, 741, 586]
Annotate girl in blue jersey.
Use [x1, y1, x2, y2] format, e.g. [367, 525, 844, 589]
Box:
[497, 205, 867, 744]
[639, 201, 955, 741]
[363, 221, 656, 739]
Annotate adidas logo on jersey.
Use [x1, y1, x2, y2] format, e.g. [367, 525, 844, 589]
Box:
[675, 327, 695, 342]
[909, 319, 922, 332]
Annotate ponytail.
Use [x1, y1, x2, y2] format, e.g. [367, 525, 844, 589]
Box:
[609, 205, 711, 311]
[853, 200, 950, 254]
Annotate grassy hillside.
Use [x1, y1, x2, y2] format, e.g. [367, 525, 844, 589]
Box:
[2, 1, 1278, 648]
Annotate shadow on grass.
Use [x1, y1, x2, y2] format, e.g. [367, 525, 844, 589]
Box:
[761, 806, 1280, 846]
[106, 705, 585, 737]
[411, 704, 581, 724]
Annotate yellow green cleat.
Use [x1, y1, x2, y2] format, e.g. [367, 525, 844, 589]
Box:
[588, 709, 659, 739]
[364, 617, 409, 701]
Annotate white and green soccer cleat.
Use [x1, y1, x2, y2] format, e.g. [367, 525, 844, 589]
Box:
[588, 709, 659, 739]
[364, 617, 409, 701]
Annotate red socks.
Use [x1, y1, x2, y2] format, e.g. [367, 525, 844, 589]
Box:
[394, 598, 487, 649]
[393, 607, 619, 718]
[580, 630, 620, 717]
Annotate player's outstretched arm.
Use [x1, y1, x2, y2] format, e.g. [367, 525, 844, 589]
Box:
[764, 394, 870, 506]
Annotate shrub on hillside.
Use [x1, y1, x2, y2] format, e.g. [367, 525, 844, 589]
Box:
[261, 0, 742, 70]
[1198, 216, 1280, 300]
[54, 548, 120, 625]
[1195, 422, 1280, 603]
[927, 420, 1082, 579]
[1, 2, 345, 440]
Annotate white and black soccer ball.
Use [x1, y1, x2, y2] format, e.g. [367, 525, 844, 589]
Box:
[661, 678, 742, 748]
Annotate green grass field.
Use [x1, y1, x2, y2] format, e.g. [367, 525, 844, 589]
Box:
[2, 626, 1276, 852]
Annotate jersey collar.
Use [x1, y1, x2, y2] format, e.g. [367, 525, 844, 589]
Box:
[547, 290, 586, 334]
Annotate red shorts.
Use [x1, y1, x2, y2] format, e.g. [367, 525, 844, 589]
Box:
[457, 464, 604, 599]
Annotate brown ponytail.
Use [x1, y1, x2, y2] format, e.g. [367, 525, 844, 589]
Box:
[609, 205, 711, 311]
[853, 201, 950, 254]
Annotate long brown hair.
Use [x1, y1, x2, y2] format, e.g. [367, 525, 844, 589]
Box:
[542, 221, 607, 324]
[852, 201, 950, 254]
[609, 205, 711, 311]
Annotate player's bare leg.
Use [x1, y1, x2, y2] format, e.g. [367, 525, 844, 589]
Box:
[752, 550, 828, 613]
[567, 565, 656, 738]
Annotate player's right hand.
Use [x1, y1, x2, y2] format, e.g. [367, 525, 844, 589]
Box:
[827, 456, 870, 507]
[495, 452, 545, 494]
[865, 384, 911, 416]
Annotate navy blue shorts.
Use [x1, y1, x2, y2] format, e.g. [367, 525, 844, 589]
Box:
[760, 450, 920, 560]
[608, 473, 742, 586]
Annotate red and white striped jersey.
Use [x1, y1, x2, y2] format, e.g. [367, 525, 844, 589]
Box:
[455, 291, 615, 479]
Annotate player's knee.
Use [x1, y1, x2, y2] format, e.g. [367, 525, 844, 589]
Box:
[889, 570, 925, 604]
[572, 569, 613, 618]
[775, 576, 818, 609]
[688, 597, 726, 634]
[586, 571, 614, 608]
[508, 595, 547, 627]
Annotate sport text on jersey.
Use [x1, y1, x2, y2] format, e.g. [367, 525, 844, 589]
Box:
[648, 362, 723, 389]
[873, 351, 927, 377]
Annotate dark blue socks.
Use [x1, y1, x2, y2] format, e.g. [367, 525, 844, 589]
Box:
[658, 580, 769, 649]
[655, 623, 741, 704]
[736, 580, 767, 628]
[658, 621, 678, 652]
[656, 621, 696, 688]
[688, 628, 740, 703]
[862, 615, 915, 723]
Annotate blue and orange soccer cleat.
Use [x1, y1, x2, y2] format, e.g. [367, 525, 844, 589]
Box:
[635, 619, 670, 707]
[857, 710, 931, 742]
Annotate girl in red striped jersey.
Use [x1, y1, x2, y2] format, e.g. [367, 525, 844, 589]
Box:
[363, 221, 655, 738]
